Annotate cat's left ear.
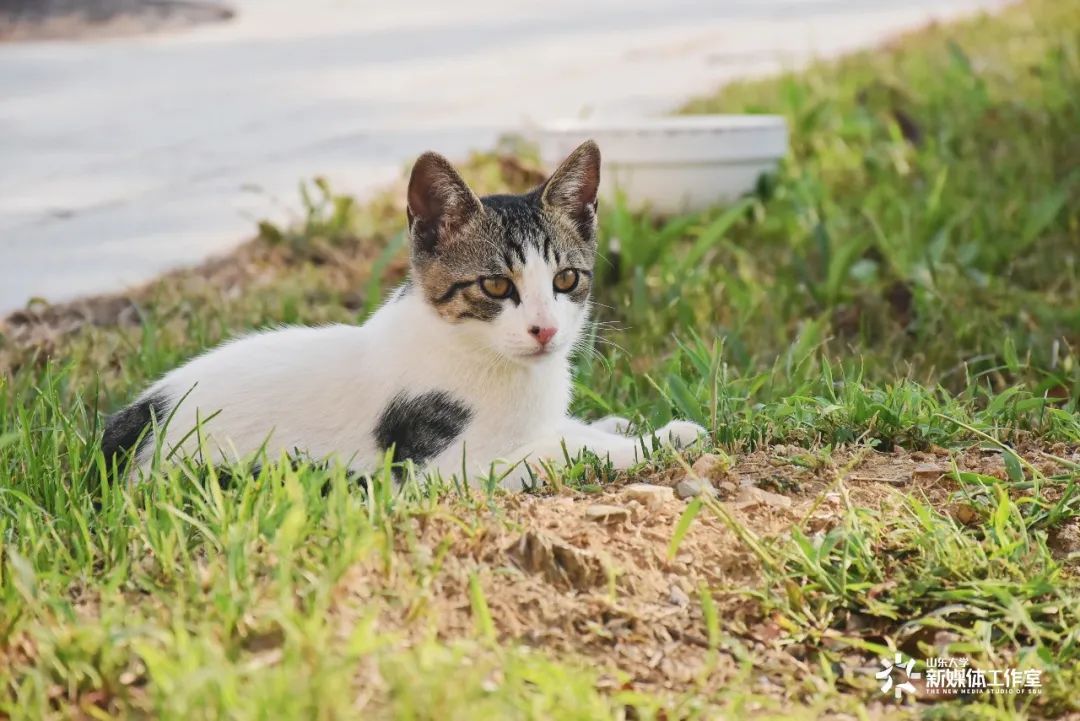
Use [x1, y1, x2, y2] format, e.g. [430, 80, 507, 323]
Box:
[540, 140, 601, 239]
[407, 151, 483, 255]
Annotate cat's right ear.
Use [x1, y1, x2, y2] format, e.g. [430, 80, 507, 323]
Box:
[540, 140, 601, 237]
[407, 152, 482, 255]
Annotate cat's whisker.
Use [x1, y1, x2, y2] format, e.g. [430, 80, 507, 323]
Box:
[574, 335, 627, 362]
[588, 326, 629, 342]
[588, 337, 630, 357]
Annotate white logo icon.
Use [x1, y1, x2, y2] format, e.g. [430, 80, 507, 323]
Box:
[876, 652, 921, 699]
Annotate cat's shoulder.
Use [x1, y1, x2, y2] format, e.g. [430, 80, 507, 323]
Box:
[175, 324, 364, 372]
[223, 322, 361, 348]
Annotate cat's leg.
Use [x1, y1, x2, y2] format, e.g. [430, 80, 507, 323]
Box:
[538, 418, 706, 467]
[550, 418, 648, 468]
[495, 418, 706, 491]
[492, 421, 640, 491]
[589, 416, 705, 447]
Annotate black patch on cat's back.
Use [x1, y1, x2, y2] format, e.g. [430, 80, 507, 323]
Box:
[101, 392, 172, 467]
[373, 391, 473, 466]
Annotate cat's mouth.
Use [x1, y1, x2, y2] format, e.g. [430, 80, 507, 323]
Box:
[517, 344, 558, 360]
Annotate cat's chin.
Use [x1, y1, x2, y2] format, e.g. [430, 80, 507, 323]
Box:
[503, 345, 564, 364]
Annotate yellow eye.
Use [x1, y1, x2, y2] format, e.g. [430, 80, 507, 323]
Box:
[553, 268, 580, 293]
[479, 275, 514, 299]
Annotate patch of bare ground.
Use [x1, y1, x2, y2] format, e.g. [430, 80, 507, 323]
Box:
[328, 443, 1080, 709]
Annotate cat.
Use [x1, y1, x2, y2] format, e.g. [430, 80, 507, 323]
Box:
[102, 140, 706, 490]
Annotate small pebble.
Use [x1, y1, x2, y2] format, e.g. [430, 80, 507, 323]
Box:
[621, 483, 674, 510]
[585, 504, 630, 523]
[715, 480, 737, 497]
[668, 584, 690, 607]
[911, 463, 945, 482]
[735, 485, 792, 510]
[675, 478, 717, 500]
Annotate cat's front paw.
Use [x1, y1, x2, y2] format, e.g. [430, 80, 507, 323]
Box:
[653, 420, 707, 449]
[590, 415, 633, 435]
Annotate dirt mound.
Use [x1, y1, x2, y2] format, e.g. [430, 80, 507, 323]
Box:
[334, 485, 761, 693]
[328, 444, 1080, 703]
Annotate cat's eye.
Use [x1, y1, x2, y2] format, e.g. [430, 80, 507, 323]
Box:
[479, 275, 514, 299]
[553, 268, 580, 293]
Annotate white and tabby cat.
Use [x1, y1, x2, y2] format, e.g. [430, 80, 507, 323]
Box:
[103, 141, 705, 490]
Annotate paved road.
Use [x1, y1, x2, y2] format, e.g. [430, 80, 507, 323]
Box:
[0, 0, 1007, 312]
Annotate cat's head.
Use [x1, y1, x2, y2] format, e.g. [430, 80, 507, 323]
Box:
[406, 140, 601, 364]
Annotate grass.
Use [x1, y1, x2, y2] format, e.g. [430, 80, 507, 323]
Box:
[2, 0, 1079, 718]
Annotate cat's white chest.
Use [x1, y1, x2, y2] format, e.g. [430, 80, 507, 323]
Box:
[462, 364, 569, 449]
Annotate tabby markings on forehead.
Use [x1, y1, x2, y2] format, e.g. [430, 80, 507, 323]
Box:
[509, 240, 527, 267]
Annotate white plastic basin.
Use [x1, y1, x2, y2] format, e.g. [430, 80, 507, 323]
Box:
[537, 115, 788, 215]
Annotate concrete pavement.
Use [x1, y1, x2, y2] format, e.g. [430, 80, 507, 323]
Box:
[0, 0, 1008, 313]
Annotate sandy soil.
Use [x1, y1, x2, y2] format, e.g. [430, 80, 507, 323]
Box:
[328, 443, 1080, 710]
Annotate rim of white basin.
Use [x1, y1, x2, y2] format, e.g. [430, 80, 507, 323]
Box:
[539, 115, 786, 134]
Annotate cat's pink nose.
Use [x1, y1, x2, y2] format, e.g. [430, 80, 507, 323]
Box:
[528, 325, 557, 345]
